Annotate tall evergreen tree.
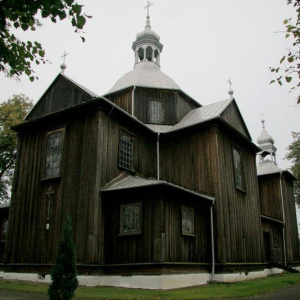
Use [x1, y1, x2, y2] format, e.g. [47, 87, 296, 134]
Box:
[48, 216, 78, 300]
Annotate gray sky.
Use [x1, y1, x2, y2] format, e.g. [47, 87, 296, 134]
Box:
[1, 0, 299, 171]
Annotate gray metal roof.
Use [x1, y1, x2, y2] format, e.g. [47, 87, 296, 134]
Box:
[101, 174, 215, 201]
[107, 61, 180, 94]
[169, 98, 232, 132]
[257, 160, 284, 176]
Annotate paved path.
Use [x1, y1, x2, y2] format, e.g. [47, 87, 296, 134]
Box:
[1, 284, 300, 299]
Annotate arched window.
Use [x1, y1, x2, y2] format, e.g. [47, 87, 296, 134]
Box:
[154, 49, 159, 63]
[146, 46, 153, 61]
[138, 48, 144, 62]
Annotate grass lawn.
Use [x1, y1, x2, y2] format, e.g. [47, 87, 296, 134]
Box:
[0, 273, 300, 299]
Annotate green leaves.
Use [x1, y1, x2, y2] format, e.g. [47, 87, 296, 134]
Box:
[0, 95, 33, 203]
[285, 132, 300, 207]
[270, 1, 300, 104]
[0, 1, 91, 81]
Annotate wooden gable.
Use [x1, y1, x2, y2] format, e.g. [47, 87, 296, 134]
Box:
[220, 100, 252, 140]
[26, 74, 97, 121]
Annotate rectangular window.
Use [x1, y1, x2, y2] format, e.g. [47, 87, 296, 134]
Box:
[45, 129, 64, 178]
[149, 100, 163, 124]
[120, 202, 142, 235]
[233, 147, 245, 191]
[1, 219, 8, 240]
[181, 205, 195, 236]
[119, 132, 134, 170]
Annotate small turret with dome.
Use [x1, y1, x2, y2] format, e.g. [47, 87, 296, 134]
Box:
[257, 118, 282, 175]
[107, 2, 181, 94]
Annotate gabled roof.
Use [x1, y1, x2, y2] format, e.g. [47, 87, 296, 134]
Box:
[170, 98, 233, 133]
[26, 73, 99, 121]
[101, 173, 215, 202]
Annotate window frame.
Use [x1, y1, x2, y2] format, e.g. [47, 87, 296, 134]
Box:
[118, 130, 135, 171]
[1, 218, 8, 240]
[181, 205, 195, 237]
[148, 99, 164, 124]
[232, 146, 246, 192]
[119, 202, 142, 236]
[44, 128, 65, 179]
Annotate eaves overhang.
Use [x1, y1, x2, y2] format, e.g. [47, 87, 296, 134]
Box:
[101, 174, 215, 203]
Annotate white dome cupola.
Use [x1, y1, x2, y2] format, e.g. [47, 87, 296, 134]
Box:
[132, 2, 163, 66]
[257, 119, 277, 163]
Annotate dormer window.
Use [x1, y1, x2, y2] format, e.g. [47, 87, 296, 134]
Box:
[149, 100, 163, 124]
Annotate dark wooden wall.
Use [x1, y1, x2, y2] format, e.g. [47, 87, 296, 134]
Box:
[258, 175, 283, 220]
[27, 76, 94, 121]
[0, 206, 9, 263]
[107, 88, 199, 125]
[160, 125, 263, 264]
[7, 106, 157, 266]
[103, 187, 211, 265]
[258, 172, 299, 262]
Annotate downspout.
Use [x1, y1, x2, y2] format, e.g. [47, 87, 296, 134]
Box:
[132, 86, 136, 116]
[279, 171, 287, 266]
[210, 202, 216, 281]
[157, 132, 160, 180]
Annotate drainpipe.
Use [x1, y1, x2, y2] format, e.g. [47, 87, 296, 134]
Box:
[210, 202, 215, 281]
[157, 133, 160, 180]
[132, 86, 136, 116]
[279, 171, 287, 266]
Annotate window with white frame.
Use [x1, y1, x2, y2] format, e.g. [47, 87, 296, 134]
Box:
[120, 202, 141, 235]
[45, 129, 64, 178]
[119, 132, 134, 170]
[181, 205, 195, 236]
[149, 100, 163, 124]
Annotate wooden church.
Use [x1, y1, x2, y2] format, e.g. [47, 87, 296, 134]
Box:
[2, 7, 299, 289]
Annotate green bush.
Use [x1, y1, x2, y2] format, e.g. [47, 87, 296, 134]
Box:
[48, 216, 79, 300]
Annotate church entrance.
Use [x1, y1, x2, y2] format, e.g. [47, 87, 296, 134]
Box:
[263, 231, 272, 262]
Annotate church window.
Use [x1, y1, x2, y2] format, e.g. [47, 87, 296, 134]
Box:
[45, 129, 64, 178]
[233, 147, 245, 191]
[1, 219, 8, 240]
[181, 205, 195, 236]
[146, 46, 153, 61]
[120, 202, 142, 235]
[149, 100, 163, 124]
[138, 47, 144, 62]
[119, 132, 134, 170]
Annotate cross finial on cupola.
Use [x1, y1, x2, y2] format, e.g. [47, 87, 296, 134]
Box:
[60, 51, 69, 74]
[144, 1, 153, 27]
[228, 78, 234, 99]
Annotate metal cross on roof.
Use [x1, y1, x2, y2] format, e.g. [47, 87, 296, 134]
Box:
[61, 51, 69, 64]
[228, 78, 232, 90]
[144, 1, 153, 16]
[260, 112, 265, 128]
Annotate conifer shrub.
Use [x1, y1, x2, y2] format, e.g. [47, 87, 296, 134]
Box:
[48, 216, 79, 300]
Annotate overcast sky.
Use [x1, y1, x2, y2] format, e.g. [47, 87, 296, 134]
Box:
[1, 0, 299, 172]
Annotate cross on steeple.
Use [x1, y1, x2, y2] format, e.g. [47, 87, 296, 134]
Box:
[60, 51, 69, 74]
[61, 51, 69, 64]
[144, 1, 153, 17]
[228, 78, 232, 90]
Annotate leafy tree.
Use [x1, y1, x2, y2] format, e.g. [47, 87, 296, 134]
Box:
[285, 132, 300, 207]
[0, 94, 33, 203]
[48, 216, 78, 300]
[0, 0, 91, 81]
[270, 0, 300, 104]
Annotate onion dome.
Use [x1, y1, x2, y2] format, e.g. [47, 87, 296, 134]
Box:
[257, 119, 277, 163]
[257, 120, 275, 145]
